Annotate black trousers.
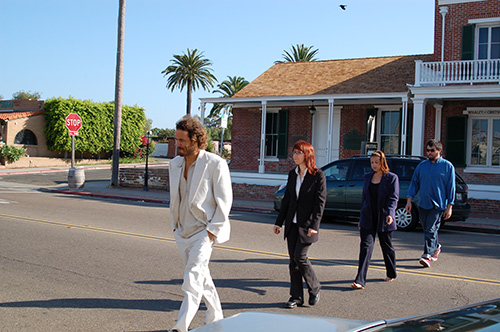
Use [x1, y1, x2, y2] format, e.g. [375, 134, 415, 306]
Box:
[286, 223, 321, 301]
[354, 227, 396, 287]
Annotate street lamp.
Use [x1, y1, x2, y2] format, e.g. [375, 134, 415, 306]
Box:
[143, 131, 152, 191]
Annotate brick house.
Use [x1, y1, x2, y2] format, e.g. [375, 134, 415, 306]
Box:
[0, 99, 60, 159]
[200, 0, 500, 211]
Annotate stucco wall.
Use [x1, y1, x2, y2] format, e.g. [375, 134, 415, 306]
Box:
[6, 114, 60, 157]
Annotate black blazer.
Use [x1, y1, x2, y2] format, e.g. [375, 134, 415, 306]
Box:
[275, 168, 327, 244]
[359, 171, 399, 232]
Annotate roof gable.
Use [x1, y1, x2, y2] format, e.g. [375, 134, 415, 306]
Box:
[234, 54, 434, 98]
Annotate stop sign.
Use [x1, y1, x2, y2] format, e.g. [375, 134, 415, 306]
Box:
[65, 113, 82, 136]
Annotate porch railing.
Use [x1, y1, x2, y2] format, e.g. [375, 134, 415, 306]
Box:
[414, 59, 500, 86]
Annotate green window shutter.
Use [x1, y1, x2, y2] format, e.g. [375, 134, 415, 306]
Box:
[277, 109, 289, 159]
[446, 116, 467, 166]
[461, 24, 475, 60]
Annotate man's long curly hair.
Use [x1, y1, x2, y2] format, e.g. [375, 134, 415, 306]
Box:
[176, 115, 208, 149]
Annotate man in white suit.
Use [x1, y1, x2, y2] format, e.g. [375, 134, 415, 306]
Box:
[168, 116, 232, 332]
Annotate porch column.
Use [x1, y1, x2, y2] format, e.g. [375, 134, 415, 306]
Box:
[401, 96, 408, 155]
[332, 106, 341, 161]
[327, 98, 335, 162]
[199, 102, 206, 126]
[259, 101, 267, 173]
[411, 98, 426, 156]
[434, 103, 443, 140]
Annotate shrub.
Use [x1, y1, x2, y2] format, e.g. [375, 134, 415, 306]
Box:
[0, 145, 26, 162]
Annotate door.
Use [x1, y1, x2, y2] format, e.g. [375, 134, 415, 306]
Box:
[312, 108, 328, 167]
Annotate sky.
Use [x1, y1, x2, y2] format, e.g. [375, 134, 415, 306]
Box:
[0, 0, 435, 130]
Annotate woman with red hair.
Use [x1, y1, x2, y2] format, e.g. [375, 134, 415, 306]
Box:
[274, 140, 327, 309]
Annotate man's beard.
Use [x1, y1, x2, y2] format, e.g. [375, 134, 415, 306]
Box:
[178, 145, 195, 157]
[428, 154, 439, 161]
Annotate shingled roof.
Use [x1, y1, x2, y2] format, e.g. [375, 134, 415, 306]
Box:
[234, 54, 434, 98]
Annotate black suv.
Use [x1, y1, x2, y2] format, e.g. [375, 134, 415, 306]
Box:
[274, 155, 471, 231]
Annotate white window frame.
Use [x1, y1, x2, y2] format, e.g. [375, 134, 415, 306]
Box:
[464, 107, 500, 173]
[264, 108, 280, 160]
[376, 105, 402, 155]
[474, 23, 500, 60]
[440, 0, 486, 4]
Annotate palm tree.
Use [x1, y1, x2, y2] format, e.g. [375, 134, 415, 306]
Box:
[111, 0, 126, 187]
[275, 44, 319, 63]
[209, 76, 249, 118]
[161, 49, 217, 115]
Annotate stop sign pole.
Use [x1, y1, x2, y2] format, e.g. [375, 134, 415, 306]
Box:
[65, 113, 82, 168]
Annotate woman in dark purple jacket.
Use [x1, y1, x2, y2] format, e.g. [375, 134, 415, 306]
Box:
[351, 150, 399, 290]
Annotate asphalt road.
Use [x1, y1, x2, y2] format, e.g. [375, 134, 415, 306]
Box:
[1, 173, 500, 331]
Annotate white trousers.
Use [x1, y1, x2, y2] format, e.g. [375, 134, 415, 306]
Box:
[172, 230, 223, 332]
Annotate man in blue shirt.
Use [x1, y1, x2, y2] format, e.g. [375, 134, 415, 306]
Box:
[406, 139, 455, 268]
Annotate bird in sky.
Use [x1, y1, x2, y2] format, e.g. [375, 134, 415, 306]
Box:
[339, 4, 347, 10]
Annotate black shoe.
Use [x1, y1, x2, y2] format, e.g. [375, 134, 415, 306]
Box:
[285, 298, 303, 309]
[309, 292, 320, 306]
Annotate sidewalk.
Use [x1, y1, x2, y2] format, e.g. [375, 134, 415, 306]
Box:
[1, 164, 499, 234]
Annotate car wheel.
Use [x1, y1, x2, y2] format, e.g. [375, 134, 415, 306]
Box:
[395, 205, 419, 231]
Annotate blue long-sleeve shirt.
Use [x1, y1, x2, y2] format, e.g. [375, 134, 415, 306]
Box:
[407, 157, 455, 210]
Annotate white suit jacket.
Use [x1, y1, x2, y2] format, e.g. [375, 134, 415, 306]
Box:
[169, 150, 232, 244]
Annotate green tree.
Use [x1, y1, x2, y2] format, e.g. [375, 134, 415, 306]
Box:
[161, 48, 217, 115]
[209, 76, 249, 118]
[43, 97, 145, 157]
[12, 90, 41, 100]
[206, 120, 231, 141]
[275, 44, 319, 63]
[144, 118, 153, 133]
[151, 127, 175, 142]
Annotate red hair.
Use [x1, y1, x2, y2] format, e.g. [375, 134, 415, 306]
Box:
[293, 140, 318, 175]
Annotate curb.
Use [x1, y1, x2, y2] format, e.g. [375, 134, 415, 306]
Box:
[49, 188, 277, 215]
[443, 223, 500, 234]
[50, 189, 169, 205]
